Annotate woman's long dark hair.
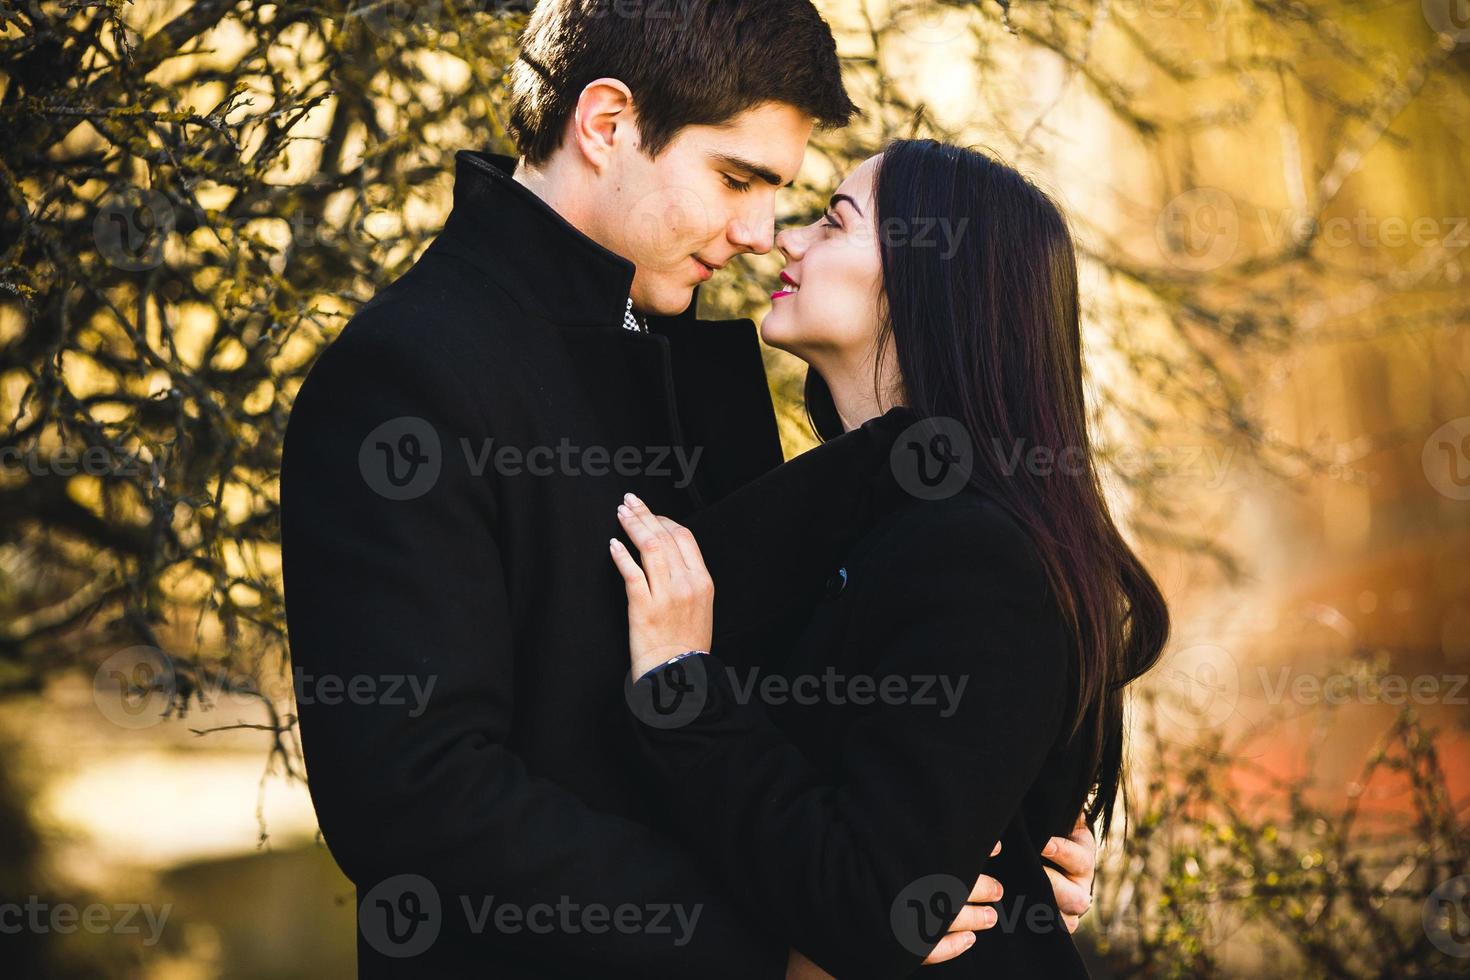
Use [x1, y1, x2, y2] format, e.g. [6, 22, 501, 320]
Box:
[806, 139, 1170, 835]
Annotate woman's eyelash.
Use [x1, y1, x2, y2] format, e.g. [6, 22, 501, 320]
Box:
[821, 211, 840, 229]
[722, 175, 752, 193]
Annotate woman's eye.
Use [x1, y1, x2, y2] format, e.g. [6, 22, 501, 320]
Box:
[722, 175, 752, 193]
[820, 211, 840, 229]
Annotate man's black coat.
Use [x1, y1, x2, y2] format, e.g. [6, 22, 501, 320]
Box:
[281, 151, 788, 978]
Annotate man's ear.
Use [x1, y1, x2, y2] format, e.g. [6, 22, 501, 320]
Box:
[569, 77, 635, 173]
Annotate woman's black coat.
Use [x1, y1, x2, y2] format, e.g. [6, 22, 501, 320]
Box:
[627, 408, 1092, 979]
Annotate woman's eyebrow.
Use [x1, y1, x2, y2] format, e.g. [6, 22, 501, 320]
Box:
[830, 192, 863, 217]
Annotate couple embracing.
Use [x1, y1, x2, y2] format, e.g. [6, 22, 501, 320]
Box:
[281, 1, 1167, 976]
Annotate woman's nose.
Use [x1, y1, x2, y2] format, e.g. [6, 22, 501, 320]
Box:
[776, 224, 803, 261]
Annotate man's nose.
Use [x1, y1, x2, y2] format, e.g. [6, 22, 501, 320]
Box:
[727, 197, 777, 255]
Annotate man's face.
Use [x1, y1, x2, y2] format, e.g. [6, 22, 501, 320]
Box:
[599, 101, 814, 316]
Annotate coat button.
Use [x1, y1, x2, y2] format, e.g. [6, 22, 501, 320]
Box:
[824, 567, 848, 598]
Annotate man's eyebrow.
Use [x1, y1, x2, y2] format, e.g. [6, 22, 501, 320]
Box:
[710, 152, 791, 187]
[830, 192, 863, 217]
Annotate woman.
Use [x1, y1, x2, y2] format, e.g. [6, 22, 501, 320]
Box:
[607, 140, 1169, 977]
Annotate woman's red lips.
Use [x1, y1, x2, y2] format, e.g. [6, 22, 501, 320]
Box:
[773, 269, 799, 299]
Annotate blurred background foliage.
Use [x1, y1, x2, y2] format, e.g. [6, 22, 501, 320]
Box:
[1, 0, 1467, 976]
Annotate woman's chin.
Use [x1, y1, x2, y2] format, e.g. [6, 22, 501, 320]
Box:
[759, 309, 799, 354]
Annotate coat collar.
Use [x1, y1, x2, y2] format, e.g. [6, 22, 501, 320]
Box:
[441, 150, 634, 330]
[690, 405, 930, 642]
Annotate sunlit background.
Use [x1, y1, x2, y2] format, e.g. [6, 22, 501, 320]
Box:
[1, 1, 1467, 976]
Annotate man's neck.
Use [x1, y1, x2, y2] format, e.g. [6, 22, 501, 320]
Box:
[512, 156, 597, 247]
[515, 155, 645, 319]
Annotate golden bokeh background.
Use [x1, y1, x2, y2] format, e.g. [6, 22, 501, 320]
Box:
[1, 1, 1466, 976]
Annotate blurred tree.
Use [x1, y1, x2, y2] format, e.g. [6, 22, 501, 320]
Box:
[1, 0, 530, 717]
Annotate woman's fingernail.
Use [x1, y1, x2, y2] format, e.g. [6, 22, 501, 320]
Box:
[618, 505, 630, 517]
[609, 538, 623, 552]
[983, 908, 997, 927]
[962, 931, 977, 947]
[1043, 841, 1058, 856]
[625, 492, 642, 506]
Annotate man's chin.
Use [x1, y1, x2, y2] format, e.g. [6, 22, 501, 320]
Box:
[638, 284, 698, 318]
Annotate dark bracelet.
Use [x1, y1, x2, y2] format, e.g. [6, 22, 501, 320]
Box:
[652, 649, 709, 673]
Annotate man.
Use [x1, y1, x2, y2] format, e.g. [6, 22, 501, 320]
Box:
[281, 2, 1094, 976]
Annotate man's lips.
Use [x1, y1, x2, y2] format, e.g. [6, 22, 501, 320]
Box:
[692, 256, 719, 280]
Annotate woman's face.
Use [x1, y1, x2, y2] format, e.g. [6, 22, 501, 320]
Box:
[760, 154, 885, 374]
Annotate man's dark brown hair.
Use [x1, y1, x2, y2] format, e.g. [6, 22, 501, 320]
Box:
[509, 0, 860, 165]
